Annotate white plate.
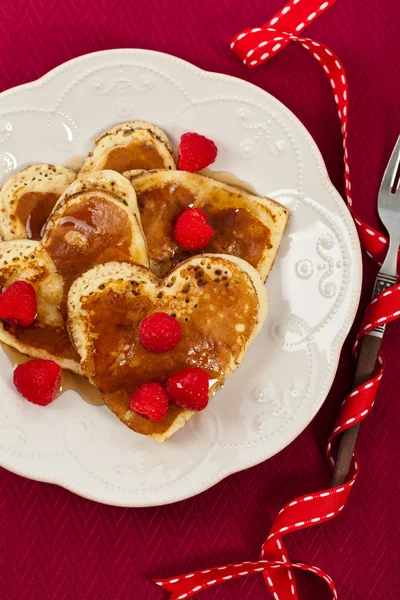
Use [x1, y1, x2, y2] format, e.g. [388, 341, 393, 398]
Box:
[0, 50, 361, 506]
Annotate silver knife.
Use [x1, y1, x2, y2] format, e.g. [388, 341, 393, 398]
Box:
[332, 135, 400, 487]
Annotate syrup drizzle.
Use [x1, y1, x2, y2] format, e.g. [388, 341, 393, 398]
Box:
[2, 161, 251, 409]
[200, 168, 257, 195]
[64, 155, 85, 172]
[3, 342, 218, 405]
[2, 343, 103, 406]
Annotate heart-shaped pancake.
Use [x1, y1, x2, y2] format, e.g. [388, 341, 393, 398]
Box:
[0, 171, 148, 372]
[0, 164, 76, 240]
[79, 121, 176, 176]
[68, 254, 267, 441]
[125, 170, 289, 280]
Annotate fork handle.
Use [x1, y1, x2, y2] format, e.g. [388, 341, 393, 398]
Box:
[332, 334, 382, 487]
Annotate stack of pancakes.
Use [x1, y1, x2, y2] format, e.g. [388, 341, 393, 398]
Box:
[0, 121, 289, 441]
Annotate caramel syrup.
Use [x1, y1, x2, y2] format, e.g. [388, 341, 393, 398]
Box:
[64, 155, 85, 171]
[200, 168, 257, 195]
[15, 192, 59, 240]
[60, 371, 103, 406]
[1, 158, 251, 412]
[2, 343, 103, 406]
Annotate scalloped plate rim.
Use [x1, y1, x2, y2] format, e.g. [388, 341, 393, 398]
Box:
[0, 49, 362, 507]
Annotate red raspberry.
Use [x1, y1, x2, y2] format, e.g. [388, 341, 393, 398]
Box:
[130, 382, 169, 422]
[174, 208, 214, 250]
[0, 281, 37, 327]
[178, 132, 218, 172]
[167, 368, 209, 411]
[13, 359, 61, 406]
[139, 312, 181, 353]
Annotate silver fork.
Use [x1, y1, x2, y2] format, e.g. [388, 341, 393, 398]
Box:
[332, 135, 400, 487]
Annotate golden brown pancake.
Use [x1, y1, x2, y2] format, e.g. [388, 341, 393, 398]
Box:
[0, 171, 148, 372]
[68, 255, 268, 441]
[79, 121, 176, 176]
[0, 240, 78, 370]
[125, 170, 289, 280]
[0, 164, 76, 241]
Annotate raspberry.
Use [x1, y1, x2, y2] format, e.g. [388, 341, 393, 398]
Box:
[174, 208, 214, 250]
[130, 382, 169, 422]
[0, 281, 37, 327]
[139, 312, 181, 353]
[167, 368, 209, 411]
[13, 359, 61, 406]
[178, 132, 218, 172]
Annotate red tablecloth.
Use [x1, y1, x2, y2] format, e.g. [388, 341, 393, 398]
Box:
[0, 1, 399, 598]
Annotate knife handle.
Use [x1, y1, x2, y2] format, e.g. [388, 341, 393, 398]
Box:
[331, 334, 382, 487]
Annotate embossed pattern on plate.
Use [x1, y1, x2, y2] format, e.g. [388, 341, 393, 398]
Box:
[0, 49, 362, 506]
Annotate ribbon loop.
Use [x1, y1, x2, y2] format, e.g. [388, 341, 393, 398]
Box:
[231, 28, 389, 264]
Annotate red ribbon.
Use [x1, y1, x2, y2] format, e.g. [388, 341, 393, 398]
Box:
[230, 2, 390, 266]
[155, 1, 400, 598]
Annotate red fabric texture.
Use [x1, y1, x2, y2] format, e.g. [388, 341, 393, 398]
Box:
[0, 1, 399, 599]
